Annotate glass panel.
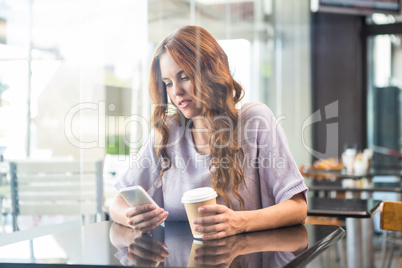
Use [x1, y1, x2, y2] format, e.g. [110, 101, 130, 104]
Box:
[367, 34, 402, 168]
[0, 0, 312, 231]
[0, 0, 149, 160]
[0, 0, 30, 159]
[0, 0, 313, 164]
[0, 0, 149, 231]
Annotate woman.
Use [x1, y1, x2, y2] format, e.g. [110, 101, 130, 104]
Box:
[109, 25, 308, 240]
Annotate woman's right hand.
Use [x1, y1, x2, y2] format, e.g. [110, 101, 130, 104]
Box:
[125, 204, 168, 234]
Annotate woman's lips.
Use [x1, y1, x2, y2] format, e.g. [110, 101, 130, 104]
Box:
[179, 100, 192, 108]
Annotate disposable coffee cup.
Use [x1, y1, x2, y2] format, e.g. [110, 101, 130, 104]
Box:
[181, 187, 217, 239]
[187, 240, 204, 267]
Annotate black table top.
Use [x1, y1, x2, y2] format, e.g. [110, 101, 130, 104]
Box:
[307, 197, 382, 218]
[0, 221, 345, 268]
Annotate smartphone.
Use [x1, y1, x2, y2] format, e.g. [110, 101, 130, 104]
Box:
[120, 186, 165, 228]
[119, 185, 160, 209]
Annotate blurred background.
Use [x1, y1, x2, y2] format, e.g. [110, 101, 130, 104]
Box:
[0, 0, 401, 167]
[0, 0, 313, 165]
[0, 0, 401, 227]
[0, 2, 401, 267]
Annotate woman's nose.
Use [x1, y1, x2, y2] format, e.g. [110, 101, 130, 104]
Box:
[172, 83, 184, 95]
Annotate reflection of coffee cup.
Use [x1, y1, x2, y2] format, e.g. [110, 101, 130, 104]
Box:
[187, 240, 204, 267]
[181, 187, 217, 239]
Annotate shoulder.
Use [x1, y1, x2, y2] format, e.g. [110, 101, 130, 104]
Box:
[239, 102, 273, 116]
[238, 102, 275, 124]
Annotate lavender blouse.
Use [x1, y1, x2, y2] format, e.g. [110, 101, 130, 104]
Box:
[115, 102, 308, 221]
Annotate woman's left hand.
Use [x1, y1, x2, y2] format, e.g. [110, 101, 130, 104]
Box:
[192, 204, 246, 240]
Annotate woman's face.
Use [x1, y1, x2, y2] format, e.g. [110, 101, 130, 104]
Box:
[160, 52, 203, 119]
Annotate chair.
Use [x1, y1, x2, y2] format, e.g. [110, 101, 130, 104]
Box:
[380, 201, 402, 268]
[9, 159, 104, 231]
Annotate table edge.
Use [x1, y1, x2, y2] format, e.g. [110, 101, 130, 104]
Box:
[284, 225, 346, 268]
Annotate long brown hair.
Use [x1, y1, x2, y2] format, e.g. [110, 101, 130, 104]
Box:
[149, 25, 245, 209]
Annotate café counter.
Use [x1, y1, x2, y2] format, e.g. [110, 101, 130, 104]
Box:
[0, 221, 345, 268]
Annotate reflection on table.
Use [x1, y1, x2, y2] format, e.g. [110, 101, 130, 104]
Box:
[0, 220, 345, 267]
[111, 222, 310, 267]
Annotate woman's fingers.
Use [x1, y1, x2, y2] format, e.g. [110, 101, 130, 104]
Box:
[194, 222, 225, 234]
[192, 205, 243, 240]
[130, 208, 165, 225]
[193, 204, 227, 225]
[126, 204, 156, 218]
[194, 214, 224, 225]
[136, 213, 168, 233]
[124, 203, 168, 233]
[198, 204, 227, 214]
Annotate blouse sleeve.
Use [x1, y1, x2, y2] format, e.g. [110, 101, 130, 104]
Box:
[114, 129, 164, 208]
[245, 103, 308, 205]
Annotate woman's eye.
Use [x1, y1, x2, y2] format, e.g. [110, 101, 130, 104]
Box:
[181, 76, 189, 81]
[165, 82, 172, 87]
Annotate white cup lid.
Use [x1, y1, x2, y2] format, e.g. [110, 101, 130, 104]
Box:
[181, 187, 217, 203]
